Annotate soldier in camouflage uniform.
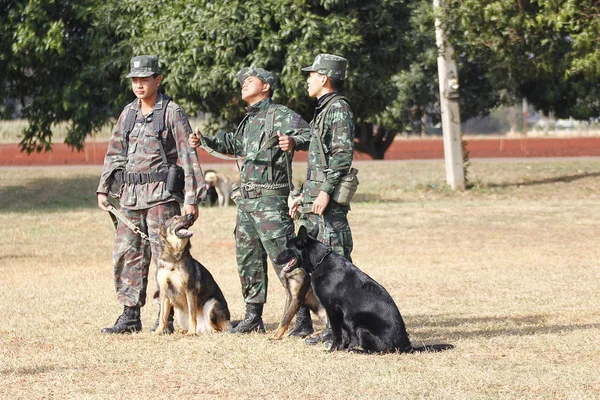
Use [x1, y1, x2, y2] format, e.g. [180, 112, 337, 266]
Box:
[189, 67, 310, 334]
[279, 54, 355, 344]
[97, 55, 205, 334]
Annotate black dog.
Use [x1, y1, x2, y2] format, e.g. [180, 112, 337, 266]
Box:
[275, 225, 452, 353]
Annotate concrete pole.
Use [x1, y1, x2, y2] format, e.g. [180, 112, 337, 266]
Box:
[434, 0, 465, 190]
[522, 98, 528, 136]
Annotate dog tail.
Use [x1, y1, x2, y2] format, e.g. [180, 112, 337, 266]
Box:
[406, 343, 454, 353]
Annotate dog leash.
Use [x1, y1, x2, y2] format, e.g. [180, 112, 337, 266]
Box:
[198, 133, 283, 161]
[102, 201, 160, 246]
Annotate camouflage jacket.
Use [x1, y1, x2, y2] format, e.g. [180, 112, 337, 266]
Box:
[203, 97, 309, 212]
[97, 92, 205, 210]
[293, 93, 354, 204]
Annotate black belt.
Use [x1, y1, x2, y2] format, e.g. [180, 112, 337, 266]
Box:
[123, 171, 168, 185]
[306, 168, 326, 182]
[240, 186, 290, 199]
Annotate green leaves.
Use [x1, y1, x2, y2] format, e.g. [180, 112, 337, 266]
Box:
[2, 0, 600, 154]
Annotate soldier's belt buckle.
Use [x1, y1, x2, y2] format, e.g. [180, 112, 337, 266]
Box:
[241, 188, 257, 199]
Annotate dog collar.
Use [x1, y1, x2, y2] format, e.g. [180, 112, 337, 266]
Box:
[311, 248, 332, 273]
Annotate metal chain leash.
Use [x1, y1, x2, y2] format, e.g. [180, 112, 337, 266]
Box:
[103, 201, 160, 246]
[241, 181, 288, 191]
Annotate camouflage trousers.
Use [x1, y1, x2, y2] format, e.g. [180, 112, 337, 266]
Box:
[300, 201, 353, 262]
[112, 201, 181, 307]
[235, 207, 295, 304]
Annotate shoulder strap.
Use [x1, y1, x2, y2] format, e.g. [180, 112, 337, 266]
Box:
[122, 100, 138, 137]
[154, 96, 172, 166]
[122, 100, 138, 154]
[264, 104, 280, 138]
[264, 104, 280, 182]
[153, 95, 171, 136]
[314, 94, 349, 168]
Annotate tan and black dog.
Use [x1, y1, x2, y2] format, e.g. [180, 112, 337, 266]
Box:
[270, 264, 328, 340]
[155, 214, 231, 334]
[204, 170, 240, 207]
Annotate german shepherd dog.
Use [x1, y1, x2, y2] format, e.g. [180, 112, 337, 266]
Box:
[275, 225, 453, 353]
[155, 214, 232, 334]
[270, 262, 328, 340]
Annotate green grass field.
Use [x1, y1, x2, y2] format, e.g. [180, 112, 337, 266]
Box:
[1, 160, 600, 399]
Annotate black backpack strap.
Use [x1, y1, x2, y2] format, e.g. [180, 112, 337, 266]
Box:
[153, 95, 171, 167]
[122, 100, 138, 154]
[153, 95, 171, 137]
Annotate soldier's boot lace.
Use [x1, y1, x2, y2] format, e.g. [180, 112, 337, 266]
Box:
[101, 306, 142, 334]
[149, 307, 175, 334]
[288, 305, 314, 338]
[228, 303, 265, 334]
[305, 321, 332, 345]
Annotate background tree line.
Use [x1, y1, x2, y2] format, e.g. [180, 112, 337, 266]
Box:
[1, 0, 599, 158]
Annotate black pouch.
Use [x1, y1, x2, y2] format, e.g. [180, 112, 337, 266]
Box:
[166, 164, 185, 192]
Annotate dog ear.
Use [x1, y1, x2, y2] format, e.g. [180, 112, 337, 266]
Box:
[309, 223, 319, 239]
[297, 225, 308, 247]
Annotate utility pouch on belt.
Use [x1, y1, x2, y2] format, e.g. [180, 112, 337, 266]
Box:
[230, 182, 242, 204]
[166, 164, 185, 192]
[331, 167, 359, 206]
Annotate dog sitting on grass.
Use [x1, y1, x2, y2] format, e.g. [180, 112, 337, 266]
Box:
[275, 225, 453, 353]
[155, 214, 231, 334]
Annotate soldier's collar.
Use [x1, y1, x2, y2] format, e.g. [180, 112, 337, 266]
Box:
[133, 92, 166, 115]
[246, 97, 273, 116]
[316, 91, 339, 108]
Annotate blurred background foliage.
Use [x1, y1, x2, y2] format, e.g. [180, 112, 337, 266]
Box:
[1, 0, 599, 158]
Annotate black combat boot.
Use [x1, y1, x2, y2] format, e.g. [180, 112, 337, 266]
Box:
[100, 306, 142, 334]
[149, 308, 175, 334]
[305, 321, 332, 345]
[288, 306, 314, 337]
[228, 303, 265, 333]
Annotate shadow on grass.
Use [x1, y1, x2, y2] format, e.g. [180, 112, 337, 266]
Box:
[1, 365, 63, 376]
[483, 171, 600, 189]
[0, 176, 98, 213]
[408, 313, 600, 342]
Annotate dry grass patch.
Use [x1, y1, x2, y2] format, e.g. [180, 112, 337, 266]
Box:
[1, 160, 600, 399]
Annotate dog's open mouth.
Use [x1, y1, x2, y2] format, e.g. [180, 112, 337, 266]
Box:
[282, 257, 297, 273]
[174, 216, 194, 238]
[175, 227, 193, 238]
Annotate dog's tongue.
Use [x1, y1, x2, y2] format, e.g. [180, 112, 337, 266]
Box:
[283, 258, 297, 272]
[176, 228, 194, 238]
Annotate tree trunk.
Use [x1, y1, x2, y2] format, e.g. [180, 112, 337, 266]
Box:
[354, 123, 397, 160]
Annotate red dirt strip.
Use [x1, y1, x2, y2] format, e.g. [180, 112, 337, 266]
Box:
[1, 137, 600, 166]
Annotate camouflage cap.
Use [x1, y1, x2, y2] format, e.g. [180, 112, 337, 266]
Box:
[302, 54, 348, 81]
[126, 55, 160, 78]
[237, 67, 278, 88]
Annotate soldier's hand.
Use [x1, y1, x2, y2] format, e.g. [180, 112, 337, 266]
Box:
[189, 128, 201, 148]
[312, 191, 330, 216]
[278, 132, 296, 152]
[97, 193, 111, 211]
[184, 204, 198, 223]
[288, 195, 302, 218]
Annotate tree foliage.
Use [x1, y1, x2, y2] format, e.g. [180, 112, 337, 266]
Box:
[443, 0, 600, 119]
[1, 0, 599, 157]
